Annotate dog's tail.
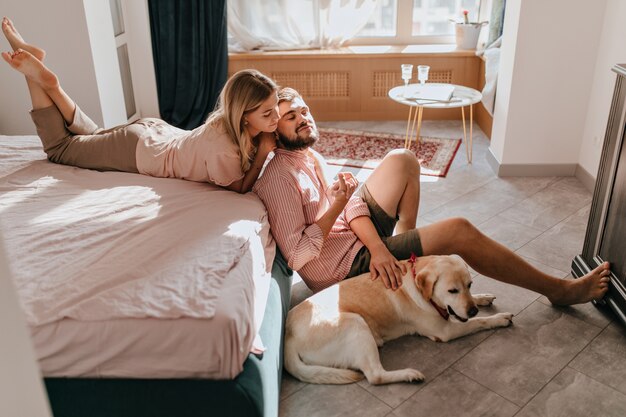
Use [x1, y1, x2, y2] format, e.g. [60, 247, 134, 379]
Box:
[284, 337, 363, 384]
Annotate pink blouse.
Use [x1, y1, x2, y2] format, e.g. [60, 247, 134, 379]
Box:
[134, 119, 245, 186]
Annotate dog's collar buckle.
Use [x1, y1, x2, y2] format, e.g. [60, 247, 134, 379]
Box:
[409, 252, 418, 279]
[430, 300, 449, 321]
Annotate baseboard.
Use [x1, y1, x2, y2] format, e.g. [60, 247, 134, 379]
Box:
[486, 149, 581, 177]
[575, 164, 597, 193]
[486, 148, 500, 176]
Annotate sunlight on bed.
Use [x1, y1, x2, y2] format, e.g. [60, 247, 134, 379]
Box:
[227, 219, 263, 237]
[0, 176, 60, 215]
[27, 186, 161, 226]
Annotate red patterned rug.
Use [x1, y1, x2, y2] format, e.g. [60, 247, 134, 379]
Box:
[315, 128, 461, 177]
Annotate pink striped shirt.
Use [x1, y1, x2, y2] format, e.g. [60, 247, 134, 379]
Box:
[253, 148, 370, 292]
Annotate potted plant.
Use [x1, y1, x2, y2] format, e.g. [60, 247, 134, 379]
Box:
[452, 10, 488, 50]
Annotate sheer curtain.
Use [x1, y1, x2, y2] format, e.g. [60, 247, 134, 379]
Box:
[228, 0, 378, 51]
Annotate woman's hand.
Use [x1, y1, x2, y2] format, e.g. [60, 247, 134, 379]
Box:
[369, 243, 407, 290]
[257, 132, 277, 156]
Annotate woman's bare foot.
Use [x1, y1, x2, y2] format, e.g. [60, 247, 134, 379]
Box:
[1, 49, 58, 90]
[1, 17, 45, 61]
[548, 262, 611, 306]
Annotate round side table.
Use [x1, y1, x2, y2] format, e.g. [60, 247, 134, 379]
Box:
[388, 83, 482, 163]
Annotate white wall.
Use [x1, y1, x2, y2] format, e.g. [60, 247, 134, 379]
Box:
[578, 0, 626, 178]
[0, 0, 139, 135]
[490, 0, 607, 169]
[0, 235, 52, 417]
[0, 0, 98, 134]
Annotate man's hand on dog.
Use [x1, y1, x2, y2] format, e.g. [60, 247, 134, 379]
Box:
[369, 243, 407, 290]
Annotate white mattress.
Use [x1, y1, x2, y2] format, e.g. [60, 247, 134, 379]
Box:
[0, 135, 275, 379]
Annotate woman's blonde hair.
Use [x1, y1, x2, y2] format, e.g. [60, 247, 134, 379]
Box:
[207, 69, 278, 172]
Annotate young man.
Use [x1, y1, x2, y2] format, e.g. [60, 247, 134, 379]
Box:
[253, 87, 610, 305]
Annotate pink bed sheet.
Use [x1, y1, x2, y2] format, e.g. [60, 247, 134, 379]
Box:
[0, 135, 275, 378]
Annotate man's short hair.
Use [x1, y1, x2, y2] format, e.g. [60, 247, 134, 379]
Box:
[278, 87, 302, 105]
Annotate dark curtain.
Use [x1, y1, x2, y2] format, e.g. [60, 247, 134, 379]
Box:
[148, 0, 228, 130]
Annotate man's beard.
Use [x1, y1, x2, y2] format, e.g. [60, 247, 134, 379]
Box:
[277, 125, 319, 151]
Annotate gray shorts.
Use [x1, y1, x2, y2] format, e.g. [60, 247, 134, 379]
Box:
[346, 184, 423, 278]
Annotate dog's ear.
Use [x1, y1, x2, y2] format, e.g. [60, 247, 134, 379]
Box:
[415, 268, 438, 301]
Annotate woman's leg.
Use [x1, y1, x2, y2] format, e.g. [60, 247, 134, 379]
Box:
[3, 49, 139, 172]
[1, 17, 56, 112]
[2, 17, 78, 125]
[363, 149, 421, 234]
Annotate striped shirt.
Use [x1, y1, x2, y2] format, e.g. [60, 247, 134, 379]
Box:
[253, 148, 370, 292]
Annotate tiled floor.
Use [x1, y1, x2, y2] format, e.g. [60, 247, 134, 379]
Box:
[279, 120, 626, 417]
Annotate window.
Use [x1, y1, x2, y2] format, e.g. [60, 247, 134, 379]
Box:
[352, 0, 482, 45]
[109, 0, 137, 120]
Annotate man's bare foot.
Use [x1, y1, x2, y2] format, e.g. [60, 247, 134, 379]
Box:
[2, 17, 45, 61]
[548, 262, 611, 306]
[1, 49, 58, 90]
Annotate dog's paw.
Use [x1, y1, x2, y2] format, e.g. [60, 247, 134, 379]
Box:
[402, 368, 425, 383]
[491, 312, 514, 328]
[473, 293, 496, 306]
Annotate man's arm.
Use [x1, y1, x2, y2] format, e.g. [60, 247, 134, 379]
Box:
[349, 216, 406, 290]
[316, 173, 356, 237]
[256, 173, 354, 271]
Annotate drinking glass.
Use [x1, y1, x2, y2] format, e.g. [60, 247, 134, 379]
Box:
[417, 65, 430, 84]
[401, 64, 413, 87]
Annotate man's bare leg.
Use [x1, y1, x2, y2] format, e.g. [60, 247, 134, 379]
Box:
[418, 217, 610, 305]
[2, 17, 76, 123]
[364, 149, 421, 234]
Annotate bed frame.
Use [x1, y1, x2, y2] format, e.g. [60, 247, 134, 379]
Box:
[43, 253, 293, 417]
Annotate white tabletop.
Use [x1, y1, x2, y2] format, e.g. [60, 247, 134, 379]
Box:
[388, 83, 482, 109]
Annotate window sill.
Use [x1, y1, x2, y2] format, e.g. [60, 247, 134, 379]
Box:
[228, 44, 492, 137]
[229, 44, 479, 60]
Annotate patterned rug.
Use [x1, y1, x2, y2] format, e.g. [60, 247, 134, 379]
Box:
[315, 128, 461, 177]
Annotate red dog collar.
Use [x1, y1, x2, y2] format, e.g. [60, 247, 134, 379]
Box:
[408, 252, 418, 279]
[410, 253, 449, 321]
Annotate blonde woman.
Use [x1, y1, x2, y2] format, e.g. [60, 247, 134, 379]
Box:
[1, 17, 279, 193]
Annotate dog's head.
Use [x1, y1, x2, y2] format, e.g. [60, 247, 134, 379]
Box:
[414, 255, 477, 322]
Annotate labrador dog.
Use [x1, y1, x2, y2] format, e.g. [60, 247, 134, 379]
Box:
[284, 255, 513, 385]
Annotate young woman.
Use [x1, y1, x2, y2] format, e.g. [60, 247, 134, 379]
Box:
[1, 17, 279, 193]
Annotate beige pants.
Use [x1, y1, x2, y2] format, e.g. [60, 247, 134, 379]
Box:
[30, 105, 141, 173]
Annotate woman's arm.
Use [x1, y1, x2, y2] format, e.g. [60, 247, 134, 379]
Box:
[224, 133, 276, 193]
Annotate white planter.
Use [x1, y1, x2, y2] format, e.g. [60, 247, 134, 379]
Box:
[455, 23, 482, 50]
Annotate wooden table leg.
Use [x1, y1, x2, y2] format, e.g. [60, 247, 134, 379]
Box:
[469, 104, 474, 163]
[461, 106, 469, 163]
[406, 105, 420, 149]
[404, 105, 414, 148]
[414, 106, 424, 150]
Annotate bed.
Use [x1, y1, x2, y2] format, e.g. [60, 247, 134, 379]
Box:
[0, 135, 292, 417]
